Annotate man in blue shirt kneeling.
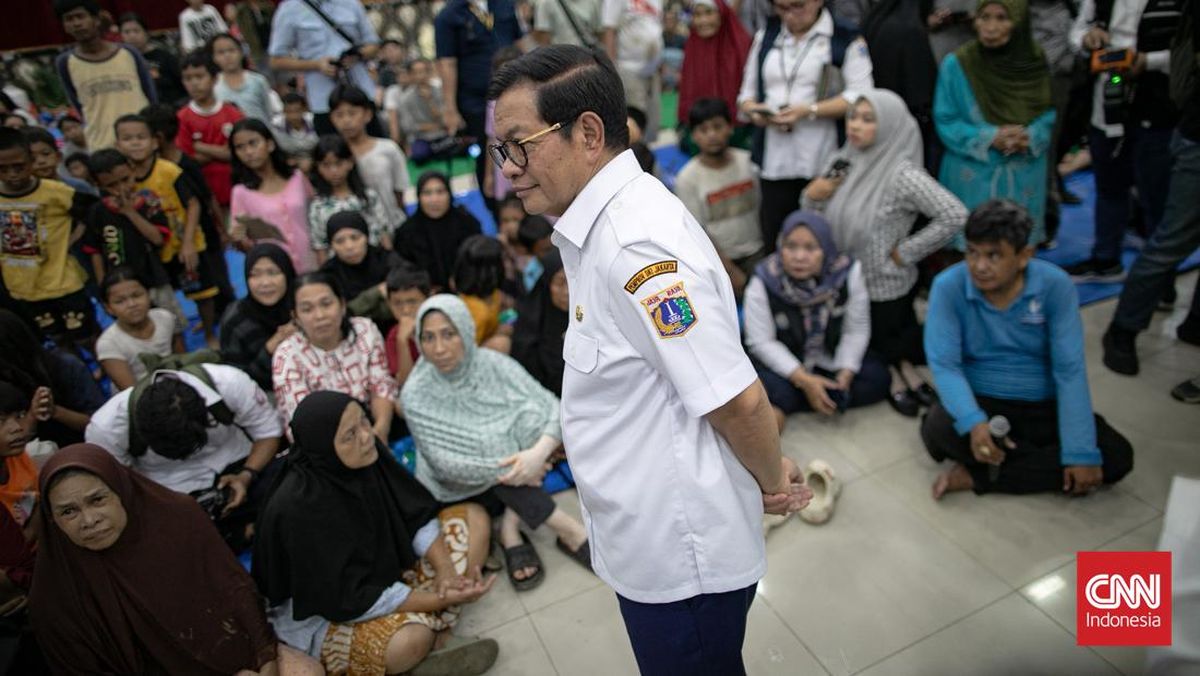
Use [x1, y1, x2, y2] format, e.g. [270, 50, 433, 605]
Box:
[922, 200, 1133, 499]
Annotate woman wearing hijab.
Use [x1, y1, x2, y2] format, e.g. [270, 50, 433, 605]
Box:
[393, 172, 483, 292]
[253, 391, 499, 676]
[933, 0, 1054, 246]
[860, 0, 941, 172]
[220, 243, 298, 391]
[804, 88, 968, 416]
[320, 211, 402, 329]
[745, 211, 888, 421]
[28, 444, 321, 676]
[678, 0, 754, 151]
[401, 295, 591, 592]
[512, 251, 569, 397]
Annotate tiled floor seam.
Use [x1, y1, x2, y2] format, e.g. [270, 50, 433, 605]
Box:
[756, 595, 835, 676]
[523, 611, 564, 676]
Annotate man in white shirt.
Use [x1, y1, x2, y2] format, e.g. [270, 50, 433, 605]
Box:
[602, 0, 665, 142]
[86, 364, 283, 541]
[489, 45, 810, 674]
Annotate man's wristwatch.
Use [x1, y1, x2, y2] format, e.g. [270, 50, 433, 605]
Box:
[807, 103, 820, 121]
[239, 466, 261, 481]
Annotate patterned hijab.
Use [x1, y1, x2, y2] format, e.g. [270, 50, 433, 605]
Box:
[755, 211, 854, 355]
[822, 88, 923, 254]
[955, 0, 1052, 125]
[400, 294, 560, 502]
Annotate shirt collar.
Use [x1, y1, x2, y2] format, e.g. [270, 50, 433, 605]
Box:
[963, 260, 1045, 305]
[782, 9, 833, 42]
[552, 149, 643, 249]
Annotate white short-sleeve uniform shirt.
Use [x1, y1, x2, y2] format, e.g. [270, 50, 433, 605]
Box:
[554, 150, 765, 604]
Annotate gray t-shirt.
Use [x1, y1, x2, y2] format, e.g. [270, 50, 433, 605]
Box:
[356, 138, 411, 224]
[534, 0, 602, 46]
[95, 308, 179, 381]
[673, 148, 764, 260]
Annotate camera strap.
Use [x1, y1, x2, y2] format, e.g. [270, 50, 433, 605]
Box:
[299, 0, 361, 50]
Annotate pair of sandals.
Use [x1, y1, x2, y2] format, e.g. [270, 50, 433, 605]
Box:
[498, 533, 592, 591]
[763, 459, 843, 535]
[889, 382, 939, 418]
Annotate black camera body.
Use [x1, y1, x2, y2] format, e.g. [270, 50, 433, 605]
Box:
[1102, 73, 1131, 126]
[192, 486, 232, 520]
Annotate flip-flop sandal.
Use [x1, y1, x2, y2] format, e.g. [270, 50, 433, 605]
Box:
[411, 636, 500, 676]
[483, 538, 504, 573]
[556, 538, 593, 573]
[502, 532, 544, 591]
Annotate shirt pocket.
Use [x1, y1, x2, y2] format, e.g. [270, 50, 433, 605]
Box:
[563, 330, 599, 374]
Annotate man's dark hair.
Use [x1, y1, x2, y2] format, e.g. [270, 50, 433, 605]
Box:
[487, 45, 630, 151]
[281, 92, 307, 107]
[0, 127, 30, 155]
[134, 377, 210, 460]
[517, 215, 553, 250]
[64, 151, 91, 169]
[113, 113, 151, 138]
[452, 235, 505, 297]
[88, 148, 130, 180]
[687, 97, 731, 129]
[117, 11, 147, 30]
[180, 49, 220, 77]
[20, 126, 58, 151]
[626, 106, 647, 134]
[328, 84, 374, 111]
[386, 263, 433, 296]
[54, 0, 100, 20]
[0, 381, 30, 417]
[381, 38, 402, 49]
[964, 199, 1033, 251]
[631, 141, 656, 173]
[141, 103, 180, 140]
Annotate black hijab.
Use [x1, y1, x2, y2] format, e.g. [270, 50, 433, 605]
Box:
[393, 172, 482, 291]
[240, 243, 296, 331]
[321, 211, 396, 301]
[861, 0, 939, 122]
[512, 251, 568, 397]
[252, 391, 441, 622]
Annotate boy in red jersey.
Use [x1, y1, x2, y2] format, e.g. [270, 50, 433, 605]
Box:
[176, 50, 243, 208]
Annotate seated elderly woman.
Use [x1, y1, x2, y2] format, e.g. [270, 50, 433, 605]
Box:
[272, 272, 399, 439]
[254, 391, 499, 676]
[402, 295, 591, 592]
[28, 444, 321, 676]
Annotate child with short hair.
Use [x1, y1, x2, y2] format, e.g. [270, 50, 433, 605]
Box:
[114, 113, 222, 348]
[64, 152, 94, 186]
[674, 97, 765, 295]
[273, 93, 318, 170]
[329, 84, 410, 229]
[83, 149, 186, 333]
[57, 114, 88, 159]
[384, 263, 431, 387]
[308, 134, 393, 262]
[452, 234, 512, 353]
[0, 382, 40, 527]
[0, 128, 98, 349]
[177, 50, 244, 209]
[210, 32, 273, 123]
[95, 266, 183, 390]
[21, 127, 96, 196]
[495, 193, 527, 295]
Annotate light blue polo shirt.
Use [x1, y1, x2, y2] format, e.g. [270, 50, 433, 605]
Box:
[268, 0, 379, 113]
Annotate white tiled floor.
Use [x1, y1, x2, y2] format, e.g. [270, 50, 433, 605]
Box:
[458, 272, 1200, 676]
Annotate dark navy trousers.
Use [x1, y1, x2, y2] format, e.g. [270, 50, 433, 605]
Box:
[616, 583, 757, 676]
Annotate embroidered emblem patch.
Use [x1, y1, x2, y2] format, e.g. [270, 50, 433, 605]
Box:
[624, 260, 678, 294]
[640, 281, 698, 338]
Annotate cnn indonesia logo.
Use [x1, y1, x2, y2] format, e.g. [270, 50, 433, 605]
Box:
[1077, 551, 1171, 646]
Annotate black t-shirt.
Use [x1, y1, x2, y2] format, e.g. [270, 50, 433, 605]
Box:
[82, 195, 172, 288]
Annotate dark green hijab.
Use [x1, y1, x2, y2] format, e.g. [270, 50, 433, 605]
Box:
[955, 0, 1052, 125]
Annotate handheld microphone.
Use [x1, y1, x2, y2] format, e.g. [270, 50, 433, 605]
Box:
[986, 415, 1010, 483]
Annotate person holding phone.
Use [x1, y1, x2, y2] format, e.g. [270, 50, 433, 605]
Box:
[804, 89, 967, 417]
[736, 0, 874, 253]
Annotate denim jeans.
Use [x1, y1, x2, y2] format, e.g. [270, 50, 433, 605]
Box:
[1088, 125, 1175, 261]
[1111, 130, 1200, 333]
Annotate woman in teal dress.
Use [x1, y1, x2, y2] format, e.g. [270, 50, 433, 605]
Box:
[934, 0, 1054, 246]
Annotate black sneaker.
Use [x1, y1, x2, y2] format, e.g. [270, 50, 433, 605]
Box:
[1103, 325, 1139, 376]
[887, 389, 921, 417]
[1065, 258, 1125, 282]
[1170, 377, 1200, 404]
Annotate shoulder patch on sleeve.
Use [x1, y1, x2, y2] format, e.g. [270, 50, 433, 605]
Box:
[640, 281, 698, 338]
[624, 260, 678, 294]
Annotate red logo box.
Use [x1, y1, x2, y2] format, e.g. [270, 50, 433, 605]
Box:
[1077, 551, 1171, 646]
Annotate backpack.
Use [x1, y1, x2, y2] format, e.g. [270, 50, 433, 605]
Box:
[126, 350, 242, 458]
[750, 15, 860, 167]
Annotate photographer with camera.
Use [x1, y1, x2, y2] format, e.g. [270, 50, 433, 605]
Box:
[84, 363, 283, 549]
[1063, 0, 1181, 282]
[268, 0, 382, 136]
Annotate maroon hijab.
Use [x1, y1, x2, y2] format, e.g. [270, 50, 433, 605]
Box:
[678, 0, 753, 126]
[28, 444, 277, 676]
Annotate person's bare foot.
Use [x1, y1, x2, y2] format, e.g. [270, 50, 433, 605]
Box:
[932, 463, 975, 500]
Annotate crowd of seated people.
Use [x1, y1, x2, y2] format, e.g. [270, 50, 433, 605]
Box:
[2, 0, 1197, 670]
